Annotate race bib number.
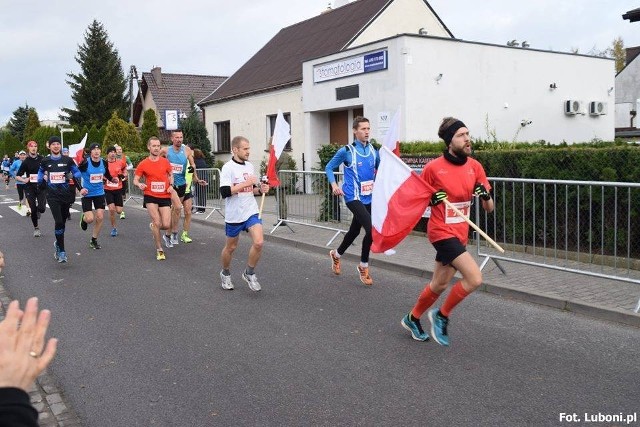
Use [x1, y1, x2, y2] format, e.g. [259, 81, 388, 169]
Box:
[445, 201, 471, 224]
[150, 181, 166, 193]
[90, 173, 103, 184]
[50, 172, 66, 184]
[171, 163, 184, 174]
[29, 174, 38, 183]
[360, 180, 374, 196]
[106, 180, 119, 188]
[236, 174, 254, 196]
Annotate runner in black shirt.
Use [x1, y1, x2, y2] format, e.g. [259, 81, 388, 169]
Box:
[15, 141, 47, 237]
[38, 136, 82, 263]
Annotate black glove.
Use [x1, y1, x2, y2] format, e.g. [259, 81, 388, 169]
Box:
[473, 183, 491, 201]
[430, 189, 447, 206]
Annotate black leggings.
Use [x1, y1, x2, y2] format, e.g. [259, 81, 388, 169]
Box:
[17, 185, 25, 201]
[337, 201, 372, 263]
[48, 199, 70, 251]
[25, 187, 46, 228]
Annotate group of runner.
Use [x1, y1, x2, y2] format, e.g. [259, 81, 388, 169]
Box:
[4, 116, 494, 347]
[325, 116, 494, 347]
[7, 129, 204, 264]
[133, 131, 207, 261]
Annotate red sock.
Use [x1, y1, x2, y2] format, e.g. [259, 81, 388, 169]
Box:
[440, 281, 470, 317]
[411, 284, 441, 319]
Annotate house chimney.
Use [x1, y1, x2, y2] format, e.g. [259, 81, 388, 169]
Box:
[151, 66, 162, 86]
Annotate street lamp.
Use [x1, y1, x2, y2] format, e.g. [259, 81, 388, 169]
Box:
[60, 128, 74, 149]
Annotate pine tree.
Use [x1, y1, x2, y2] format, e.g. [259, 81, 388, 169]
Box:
[62, 20, 128, 128]
[180, 97, 213, 165]
[23, 109, 41, 143]
[103, 111, 142, 152]
[7, 105, 31, 142]
[140, 108, 159, 145]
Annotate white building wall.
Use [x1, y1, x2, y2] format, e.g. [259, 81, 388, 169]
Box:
[203, 87, 303, 167]
[401, 37, 614, 143]
[302, 35, 614, 152]
[350, 0, 451, 48]
[302, 37, 406, 154]
[615, 57, 640, 128]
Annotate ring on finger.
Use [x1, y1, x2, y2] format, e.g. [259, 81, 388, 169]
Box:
[29, 351, 38, 358]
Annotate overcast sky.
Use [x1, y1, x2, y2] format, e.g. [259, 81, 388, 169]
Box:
[1, 0, 638, 126]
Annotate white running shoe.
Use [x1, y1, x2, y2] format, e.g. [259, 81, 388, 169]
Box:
[220, 271, 234, 290]
[242, 271, 261, 292]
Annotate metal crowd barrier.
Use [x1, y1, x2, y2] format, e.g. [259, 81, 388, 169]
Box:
[270, 170, 353, 246]
[191, 168, 224, 219]
[473, 178, 640, 312]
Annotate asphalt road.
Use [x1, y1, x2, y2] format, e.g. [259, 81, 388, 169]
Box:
[1, 192, 639, 426]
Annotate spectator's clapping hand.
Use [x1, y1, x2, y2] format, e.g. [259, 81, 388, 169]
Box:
[0, 298, 57, 391]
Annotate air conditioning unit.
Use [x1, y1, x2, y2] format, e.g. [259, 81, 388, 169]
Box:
[589, 101, 607, 116]
[564, 100, 582, 115]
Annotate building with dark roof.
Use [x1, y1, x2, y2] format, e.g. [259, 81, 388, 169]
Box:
[623, 8, 640, 22]
[201, 0, 614, 168]
[133, 67, 226, 140]
[199, 0, 452, 163]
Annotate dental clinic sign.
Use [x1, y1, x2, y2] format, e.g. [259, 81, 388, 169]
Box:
[314, 50, 388, 83]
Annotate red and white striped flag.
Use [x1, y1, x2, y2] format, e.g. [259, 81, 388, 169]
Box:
[69, 133, 87, 165]
[266, 110, 290, 187]
[371, 146, 433, 253]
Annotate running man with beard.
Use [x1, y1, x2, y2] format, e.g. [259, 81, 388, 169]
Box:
[161, 130, 207, 245]
[133, 137, 179, 261]
[401, 117, 494, 346]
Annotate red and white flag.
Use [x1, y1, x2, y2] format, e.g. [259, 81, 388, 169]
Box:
[266, 110, 291, 187]
[381, 108, 401, 156]
[68, 133, 87, 165]
[371, 146, 433, 253]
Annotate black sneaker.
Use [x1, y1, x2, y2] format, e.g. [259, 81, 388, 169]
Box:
[89, 239, 101, 250]
[80, 214, 87, 231]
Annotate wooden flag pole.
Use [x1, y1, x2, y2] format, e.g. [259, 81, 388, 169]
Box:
[444, 199, 505, 253]
[258, 191, 266, 219]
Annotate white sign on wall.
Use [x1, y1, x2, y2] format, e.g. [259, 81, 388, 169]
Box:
[378, 111, 390, 140]
[165, 110, 178, 131]
[313, 50, 388, 83]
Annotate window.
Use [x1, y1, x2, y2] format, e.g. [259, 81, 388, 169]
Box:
[267, 113, 292, 151]
[214, 121, 230, 152]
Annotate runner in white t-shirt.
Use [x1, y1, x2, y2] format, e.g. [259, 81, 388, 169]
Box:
[219, 136, 270, 292]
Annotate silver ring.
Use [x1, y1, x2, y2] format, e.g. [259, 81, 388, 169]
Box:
[29, 351, 38, 358]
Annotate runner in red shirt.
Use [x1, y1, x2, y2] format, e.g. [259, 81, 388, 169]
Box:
[104, 146, 129, 237]
[401, 117, 494, 346]
[133, 137, 180, 260]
